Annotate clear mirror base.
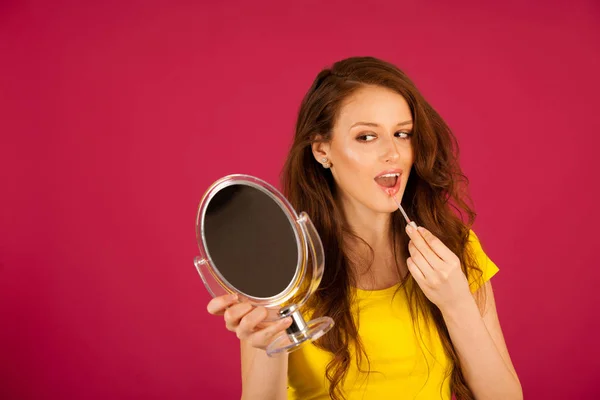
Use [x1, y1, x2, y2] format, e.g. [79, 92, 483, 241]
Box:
[266, 317, 335, 357]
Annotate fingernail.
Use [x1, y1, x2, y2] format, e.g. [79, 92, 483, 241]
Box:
[417, 226, 425, 233]
[283, 317, 293, 324]
[410, 221, 418, 229]
[229, 293, 238, 301]
[406, 224, 413, 234]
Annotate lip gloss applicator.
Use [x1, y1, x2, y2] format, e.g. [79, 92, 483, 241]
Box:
[386, 190, 417, 229]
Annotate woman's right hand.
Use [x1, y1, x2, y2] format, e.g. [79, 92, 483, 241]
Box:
[206, 294, 294, 351]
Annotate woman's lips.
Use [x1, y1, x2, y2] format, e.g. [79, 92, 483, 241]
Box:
[375, 174, 401, 196]
[374, 175, 398, 188]
[374, 169, 403, 197]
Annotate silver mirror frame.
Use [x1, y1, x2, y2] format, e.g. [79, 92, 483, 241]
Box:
[195, 174, 307, 306]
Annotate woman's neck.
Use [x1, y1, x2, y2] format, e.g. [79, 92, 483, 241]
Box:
[340, 203, 408, 290]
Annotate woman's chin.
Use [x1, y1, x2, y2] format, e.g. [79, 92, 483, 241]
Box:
[372, 200, 401, 215]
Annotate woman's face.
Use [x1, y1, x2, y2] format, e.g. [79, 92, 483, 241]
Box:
[314, 84, 414, 215]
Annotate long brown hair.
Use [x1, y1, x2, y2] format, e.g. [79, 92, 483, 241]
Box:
[281, 56, 485, 400]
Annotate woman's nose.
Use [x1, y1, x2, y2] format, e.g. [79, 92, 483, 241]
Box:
[380, 136, 401, 162]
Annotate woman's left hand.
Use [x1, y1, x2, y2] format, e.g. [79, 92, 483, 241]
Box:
[405, 224, 473, 312]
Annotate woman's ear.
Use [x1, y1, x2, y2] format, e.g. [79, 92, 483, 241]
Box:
[311, 135, 332, 168]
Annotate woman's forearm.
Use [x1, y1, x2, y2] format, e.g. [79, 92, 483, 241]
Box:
[441, 298, 522, 400]
[240, 340, 289, 400]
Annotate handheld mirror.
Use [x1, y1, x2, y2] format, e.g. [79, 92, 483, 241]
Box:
[194, 174, 334, 356]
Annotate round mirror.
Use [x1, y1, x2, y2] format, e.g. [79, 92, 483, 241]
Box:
[202, 183, 299, 299]
[194, 174, 334, 356]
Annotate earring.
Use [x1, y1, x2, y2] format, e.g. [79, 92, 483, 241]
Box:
[321, 157, 331, 169]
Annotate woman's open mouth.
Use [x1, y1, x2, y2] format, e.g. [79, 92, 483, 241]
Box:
[374, 171, 402, 196]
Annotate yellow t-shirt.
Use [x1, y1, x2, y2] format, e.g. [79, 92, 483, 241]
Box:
[287, 230, 499, 400]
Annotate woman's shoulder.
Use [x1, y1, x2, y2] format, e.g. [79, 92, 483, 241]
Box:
[466, 229, 500, 293]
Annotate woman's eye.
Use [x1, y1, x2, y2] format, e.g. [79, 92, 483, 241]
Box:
[396, 131, 412, 139]
[357, 133, 377, 142]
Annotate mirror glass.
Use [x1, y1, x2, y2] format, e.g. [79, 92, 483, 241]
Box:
[202, 183, 300, 298]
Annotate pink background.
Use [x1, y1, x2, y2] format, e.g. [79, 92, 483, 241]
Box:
[1, 1, 599, 399]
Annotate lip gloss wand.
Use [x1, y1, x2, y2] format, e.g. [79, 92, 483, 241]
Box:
[387, 191, 417, 229]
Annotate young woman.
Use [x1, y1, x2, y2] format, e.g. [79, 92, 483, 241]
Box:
[207, 56, 522, 400]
